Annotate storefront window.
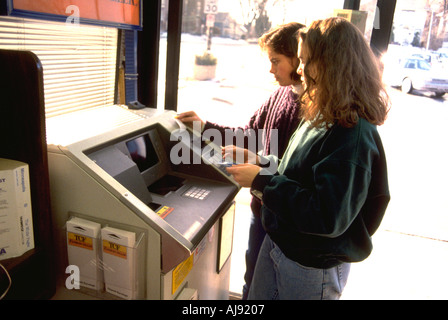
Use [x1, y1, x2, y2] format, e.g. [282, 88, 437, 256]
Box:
[158, 0, 345, 124]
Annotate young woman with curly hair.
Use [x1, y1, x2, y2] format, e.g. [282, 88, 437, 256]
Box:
[226, 17, 391, 300]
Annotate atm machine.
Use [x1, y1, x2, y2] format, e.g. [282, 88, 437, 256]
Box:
[47, 107, 240, 300]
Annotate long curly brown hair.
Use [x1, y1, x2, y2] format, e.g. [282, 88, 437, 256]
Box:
[298, 17, 390, 128]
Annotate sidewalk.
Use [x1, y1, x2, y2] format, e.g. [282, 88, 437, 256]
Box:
[178, 80, 448, 300]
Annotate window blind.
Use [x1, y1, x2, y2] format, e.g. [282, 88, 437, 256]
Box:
[0, 16, 118, 118]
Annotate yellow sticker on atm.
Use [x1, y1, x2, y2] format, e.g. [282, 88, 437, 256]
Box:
[172, 254, 194, 294]
[156, 206, 174, 219]
[102, 240, 127, 259]
[67, 232, 93, 250]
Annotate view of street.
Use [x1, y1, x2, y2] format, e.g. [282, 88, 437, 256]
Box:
[161, 34, 448, 299]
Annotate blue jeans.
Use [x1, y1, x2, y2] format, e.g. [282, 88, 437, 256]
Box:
[242, 212, 266, 300]
[247, 236, 350, 300]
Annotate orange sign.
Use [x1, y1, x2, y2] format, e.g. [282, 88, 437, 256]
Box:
[67, 232, 94, 251]
[12, 0, 141, 28]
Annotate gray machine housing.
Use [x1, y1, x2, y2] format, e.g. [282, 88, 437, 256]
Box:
[48, 109, 240, 300]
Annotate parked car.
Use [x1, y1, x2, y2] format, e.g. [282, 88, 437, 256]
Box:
[383, 57, 448, 97]
[411, 53, 439, 66]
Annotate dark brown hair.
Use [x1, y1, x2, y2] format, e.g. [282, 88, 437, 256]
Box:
[259, 22, 306, 82]
[298, 17, 390, 128]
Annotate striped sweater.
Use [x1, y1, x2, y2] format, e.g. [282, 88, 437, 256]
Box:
[204, 85, 301, 158]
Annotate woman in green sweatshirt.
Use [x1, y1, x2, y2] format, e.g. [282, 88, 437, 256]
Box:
[226, 17, 391, 300]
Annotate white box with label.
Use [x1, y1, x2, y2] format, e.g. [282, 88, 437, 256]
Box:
[101, 226, 136, 300]
[0, 158, 34, 260]
[66, 216, 103, 290]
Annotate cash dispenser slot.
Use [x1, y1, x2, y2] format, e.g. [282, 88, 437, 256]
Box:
[147, 175, 185, 196]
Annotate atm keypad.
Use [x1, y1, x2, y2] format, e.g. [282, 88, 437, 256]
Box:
[183, 186, 211, 200]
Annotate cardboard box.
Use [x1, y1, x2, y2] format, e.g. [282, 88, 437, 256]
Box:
[0, 159, 35, 260]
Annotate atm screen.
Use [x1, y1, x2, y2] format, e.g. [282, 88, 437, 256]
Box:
[126, 135, 159, 172]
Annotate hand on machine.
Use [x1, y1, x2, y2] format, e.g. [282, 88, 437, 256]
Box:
[221, 146, 261, 188]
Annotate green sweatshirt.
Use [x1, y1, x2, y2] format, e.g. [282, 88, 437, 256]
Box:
[252, 118, 390, 268]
